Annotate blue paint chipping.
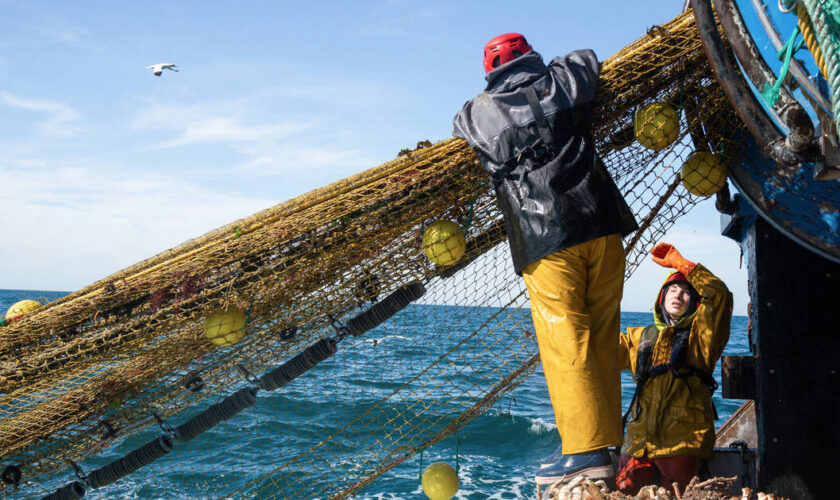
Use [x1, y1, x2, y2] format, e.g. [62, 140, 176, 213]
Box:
[736, 134, 840, 256]
[821, 210, 840, 234]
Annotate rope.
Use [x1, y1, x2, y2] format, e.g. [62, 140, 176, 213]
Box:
[761, 24, 803, 107]
[173, 387, 258, 442]
[244, 296, 255, 332]
[800, 0, 840, 132]
[418, 449, 423, 482]
[345, 283, 426, 337]
[40, 481, 85, 500]
[86, 435, 172, 488]
[461, 195, 478, 231]
[259, 338, 337, 391]
[454, 431, 460, 475]
[798, 4, 828, 78]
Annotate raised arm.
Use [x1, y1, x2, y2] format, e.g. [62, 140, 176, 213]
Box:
[650, 242, 734, 371]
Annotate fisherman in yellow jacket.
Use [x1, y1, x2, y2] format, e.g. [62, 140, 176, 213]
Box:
[616, 242, 733, 495]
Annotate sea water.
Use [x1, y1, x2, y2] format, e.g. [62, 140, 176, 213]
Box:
[0, 289, 748, 499]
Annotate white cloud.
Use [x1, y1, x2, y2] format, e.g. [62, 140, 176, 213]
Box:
[0, 90, 79, 136]
[225, 141, 374, 177]
[360, 5, 438, 37]
[32, 16, 101, 51]
[155, 116, 309, 149]
[0, 162, 274, 290]
[0, 74, 401, 292]
[130, 93, 318, 147]
[127, 82, 390, 177]
[37, 26, 84, 44]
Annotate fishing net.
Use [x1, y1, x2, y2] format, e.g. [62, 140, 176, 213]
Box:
[0, 11, 746, 499]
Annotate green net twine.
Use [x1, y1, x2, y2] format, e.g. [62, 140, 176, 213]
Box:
[762, 25, 803, 107]
[418, 448, 423, 482]
[454, 431, 460, 475]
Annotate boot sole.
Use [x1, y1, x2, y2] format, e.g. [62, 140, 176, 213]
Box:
[534, 464, 614, 485]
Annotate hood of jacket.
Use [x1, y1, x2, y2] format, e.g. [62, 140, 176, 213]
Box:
[654, 270, 699, 330]
[484, 51, 547, 92]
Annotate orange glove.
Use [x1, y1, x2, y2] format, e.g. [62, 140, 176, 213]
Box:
[650, 242, 696, 275]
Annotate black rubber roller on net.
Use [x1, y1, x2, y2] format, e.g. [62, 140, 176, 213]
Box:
[345, 282, 426, 336]
[40, 481, 85, 500]
[173, 387, 258, 442]
[259, 338, 337, 391]
[86, 435, 172, 489]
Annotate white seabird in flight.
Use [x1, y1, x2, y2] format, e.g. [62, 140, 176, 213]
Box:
[147, 63, 178, 76]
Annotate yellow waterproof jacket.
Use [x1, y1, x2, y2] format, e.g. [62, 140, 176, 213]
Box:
[618, 264, 733, 459]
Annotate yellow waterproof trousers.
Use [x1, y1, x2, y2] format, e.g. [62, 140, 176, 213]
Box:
[522, 234, 625, 454]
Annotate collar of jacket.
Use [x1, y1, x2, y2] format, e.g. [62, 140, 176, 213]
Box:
[484, 51, 547, 92]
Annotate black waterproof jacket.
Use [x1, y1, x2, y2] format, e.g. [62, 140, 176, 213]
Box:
[452, 50, 638, 274]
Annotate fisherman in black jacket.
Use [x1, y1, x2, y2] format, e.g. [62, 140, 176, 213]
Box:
[453, 33, 637, 486]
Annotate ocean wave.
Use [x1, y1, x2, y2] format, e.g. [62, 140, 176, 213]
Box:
[525, 416, 557, 435]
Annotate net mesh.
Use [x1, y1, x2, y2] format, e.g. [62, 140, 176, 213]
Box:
[0, 11, 746, 499]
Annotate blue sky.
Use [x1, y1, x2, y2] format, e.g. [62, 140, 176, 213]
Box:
[0, 1, 748, 313]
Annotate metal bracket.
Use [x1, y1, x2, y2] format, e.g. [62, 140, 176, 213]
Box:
[69, 460, 88, 484]
[237, 363, 261, 388]
[98, 419, 117, 439]
[183, 375, 205, 393]
[816, 131, 840, 180]
[153, 412, 175, 438]
[325, 314, 350, 343]
[729, 440, 753, 489]
[279, 325, 297, 340]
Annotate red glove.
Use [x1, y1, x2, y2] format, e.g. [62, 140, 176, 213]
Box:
[650, 242, 696, 275]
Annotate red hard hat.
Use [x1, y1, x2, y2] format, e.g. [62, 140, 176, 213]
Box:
[483, 33, 533, 73]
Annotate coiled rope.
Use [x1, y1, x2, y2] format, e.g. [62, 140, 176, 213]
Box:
[793, 0, 840, 131]
[797, 4, 828, 78]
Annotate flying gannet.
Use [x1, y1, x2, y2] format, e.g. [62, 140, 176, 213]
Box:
[147, 63, 178, 76]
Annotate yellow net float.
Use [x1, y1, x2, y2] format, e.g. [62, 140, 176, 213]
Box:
[634, 102, 680, 151]
[204, 306, 247, 347]
[422, 220, 466, 266]
[681, 151, 727, 197]
[421, 461, 459, 500]
[5, 299, 42, 322]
